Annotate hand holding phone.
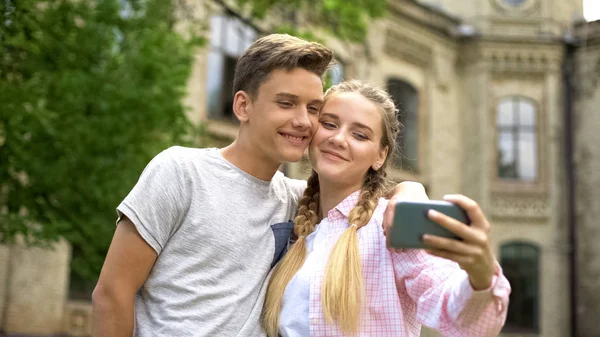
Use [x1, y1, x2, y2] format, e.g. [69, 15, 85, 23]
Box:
[389, 194, 499, 291]
[388, 200, 470, 249]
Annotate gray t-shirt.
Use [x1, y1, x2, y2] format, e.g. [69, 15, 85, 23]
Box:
[116, 146, 306, 337]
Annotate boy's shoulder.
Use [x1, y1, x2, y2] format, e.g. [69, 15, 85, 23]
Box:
[159, 146, 217, 163]
[278, 175, 307, 195]
[138, 146, 221, 186]
[152, 146, 219, 171]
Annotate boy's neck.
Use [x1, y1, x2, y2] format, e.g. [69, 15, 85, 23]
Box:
[220, 140, 281, 182]
[318, 179, 362, 220]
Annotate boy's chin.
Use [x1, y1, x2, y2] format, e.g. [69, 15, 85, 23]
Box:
[278, 150, 306, 163]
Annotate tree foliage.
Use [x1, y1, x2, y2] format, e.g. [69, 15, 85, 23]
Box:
[236, 0, 387, 42]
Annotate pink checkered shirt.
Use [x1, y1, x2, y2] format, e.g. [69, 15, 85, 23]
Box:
[305, 191, 511, 337]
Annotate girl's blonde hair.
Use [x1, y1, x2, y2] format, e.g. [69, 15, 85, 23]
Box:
[261, 80, 401, 336]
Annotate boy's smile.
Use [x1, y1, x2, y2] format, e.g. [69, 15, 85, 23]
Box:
[279, 131, 310, 146]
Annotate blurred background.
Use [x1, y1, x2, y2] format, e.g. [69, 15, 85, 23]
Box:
[1, 0, 599, 336]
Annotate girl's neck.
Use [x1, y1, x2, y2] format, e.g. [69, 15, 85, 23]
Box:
[318, 178, 363, 220]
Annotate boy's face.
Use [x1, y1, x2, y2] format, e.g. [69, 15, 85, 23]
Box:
[244, 68, 324, 164]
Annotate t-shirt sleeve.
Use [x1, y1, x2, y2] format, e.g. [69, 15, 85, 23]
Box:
[116, 147, 190, 255]
[286, 178, 307, 201]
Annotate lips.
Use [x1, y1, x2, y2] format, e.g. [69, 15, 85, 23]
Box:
[280, 133, 305, 142]
[279, 132, 309, 146]
[321, 149, 348, 161]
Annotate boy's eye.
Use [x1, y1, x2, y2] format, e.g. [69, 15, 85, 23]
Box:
[278, 101, 293, 108]
[308, 105, 320, 114]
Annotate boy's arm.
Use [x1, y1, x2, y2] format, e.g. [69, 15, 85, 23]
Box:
[91, 147, 190, 336]
[92, 216, 157, 337]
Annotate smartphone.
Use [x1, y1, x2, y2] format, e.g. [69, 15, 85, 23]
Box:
[388, 200, 470, 249]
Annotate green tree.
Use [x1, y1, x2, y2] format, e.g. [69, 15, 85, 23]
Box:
[0, 0, 202, 293]
[236, 0, 386, 42]
[0, 0, 386, 295]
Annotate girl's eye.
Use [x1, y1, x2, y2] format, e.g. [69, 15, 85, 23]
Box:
[354, 133, 368, 140]
[321, 121, 336, 129]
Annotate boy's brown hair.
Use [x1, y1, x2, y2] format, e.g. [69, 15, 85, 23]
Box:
[233, 34, 334, 98]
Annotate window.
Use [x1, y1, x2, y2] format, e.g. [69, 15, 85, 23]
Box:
[206, 15, 257, 121]
[327, 62, 344, 87]
[503, 0, 526, 6]
[496, 97, 537, 181]
[500, 242, 540, 333]
[387, 79, 419, 172]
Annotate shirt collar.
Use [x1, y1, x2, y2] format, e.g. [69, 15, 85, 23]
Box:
[326, 190, 361, 222]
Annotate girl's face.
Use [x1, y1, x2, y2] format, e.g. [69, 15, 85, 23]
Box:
[309, 92, 388, 189]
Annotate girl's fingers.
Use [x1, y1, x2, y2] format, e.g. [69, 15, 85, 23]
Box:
[422, 234, 483, 256]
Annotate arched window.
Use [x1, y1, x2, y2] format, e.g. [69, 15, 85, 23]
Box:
[500, 242, 540, 333]
[387, 79, 419, 172]
[496, 97, 537, 181]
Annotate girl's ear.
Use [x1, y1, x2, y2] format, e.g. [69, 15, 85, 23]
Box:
[233, 91, 252, 122]
[372, 146, 388, 171]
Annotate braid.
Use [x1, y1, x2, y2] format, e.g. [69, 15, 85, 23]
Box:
[261, 171, 320, 337]
[347, 169, 388, 228]
[293, 171, 320, 238]
[322, 169, 389, 334]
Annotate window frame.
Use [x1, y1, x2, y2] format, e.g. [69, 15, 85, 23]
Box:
[496, 96, 538, 182]
[491, 95, 545, 194]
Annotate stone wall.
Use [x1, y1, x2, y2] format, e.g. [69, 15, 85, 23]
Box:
[0, 244, 10, 329]
[0, 238, 71, 335]
[574, 20, 600, 337]
[63, 301, 93, 337]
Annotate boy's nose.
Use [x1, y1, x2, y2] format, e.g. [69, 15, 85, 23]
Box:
[291, 108, 311, 129]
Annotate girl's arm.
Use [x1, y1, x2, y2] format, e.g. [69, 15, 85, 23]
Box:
[392, 248, 510, 337]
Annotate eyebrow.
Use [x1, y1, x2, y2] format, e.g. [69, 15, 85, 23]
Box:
[275, 92, 324, 105]
[320, 112, 374, 134]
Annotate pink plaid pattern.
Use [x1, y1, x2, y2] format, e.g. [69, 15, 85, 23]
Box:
[306, 191, 510, 337]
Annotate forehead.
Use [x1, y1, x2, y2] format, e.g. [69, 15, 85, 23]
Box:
[257, 68, 324, 100]
[322, 92, 382, 126]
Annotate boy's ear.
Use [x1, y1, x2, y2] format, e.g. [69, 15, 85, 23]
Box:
[233, 91, 252, 122]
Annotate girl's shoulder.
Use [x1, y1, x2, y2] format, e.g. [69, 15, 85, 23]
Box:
[370, 197, 390, 226]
